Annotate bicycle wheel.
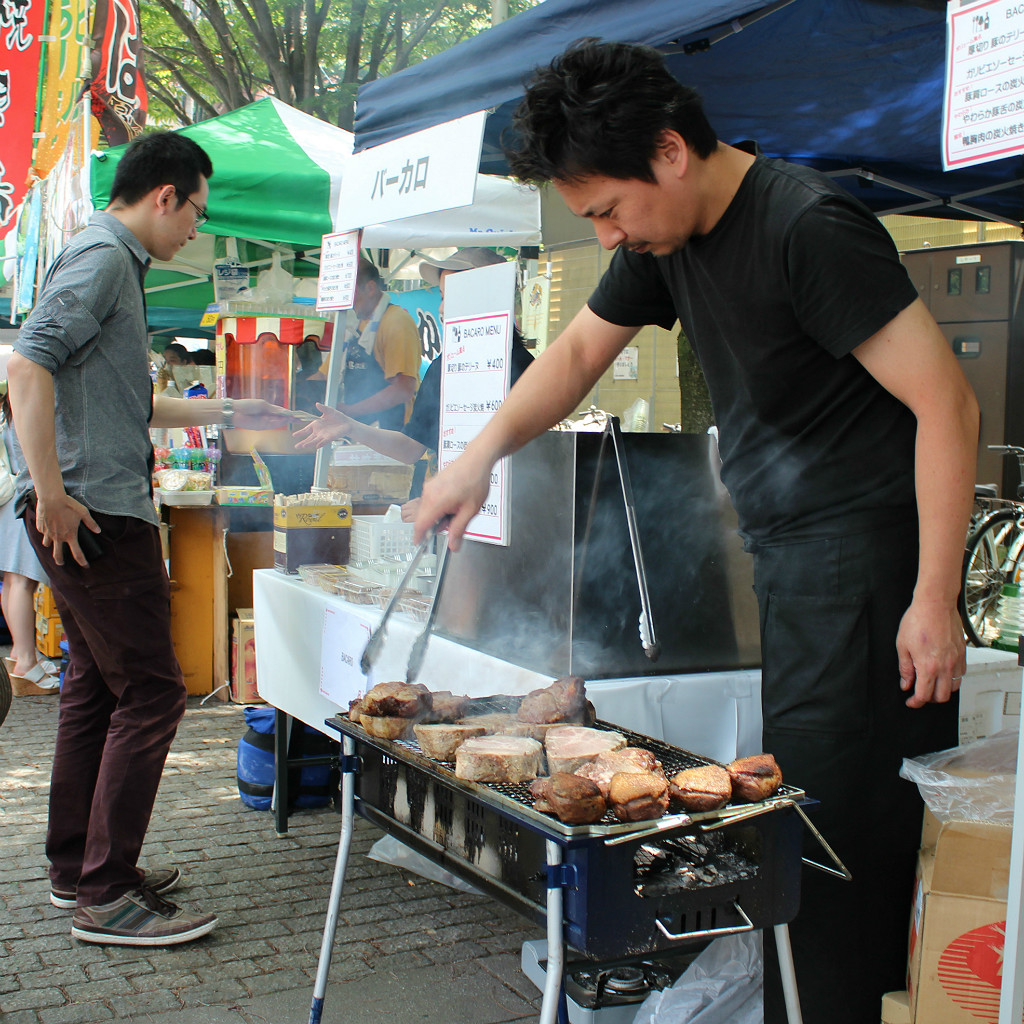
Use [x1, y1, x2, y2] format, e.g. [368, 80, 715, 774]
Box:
[960, 508, 1024, 646]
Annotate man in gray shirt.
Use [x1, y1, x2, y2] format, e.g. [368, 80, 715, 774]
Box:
[8, 132, 294, 947]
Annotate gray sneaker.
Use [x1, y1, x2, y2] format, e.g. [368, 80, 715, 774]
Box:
[71, 886, 217, 946]
[51, 865, 181, 909]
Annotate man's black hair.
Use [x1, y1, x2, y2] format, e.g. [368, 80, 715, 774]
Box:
[109, 131, 214, 209]
[357, 258, 384, 289]
[504, 38, 717, 185]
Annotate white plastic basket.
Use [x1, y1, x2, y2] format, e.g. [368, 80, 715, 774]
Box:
[350, 516, 415, 562]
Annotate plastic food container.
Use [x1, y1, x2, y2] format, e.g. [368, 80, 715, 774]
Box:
[157, 489, 214, 506]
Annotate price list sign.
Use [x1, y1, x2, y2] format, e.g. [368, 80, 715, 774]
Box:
[438, 310, 512, 545]
[316, 229, 361, 311]
[943, 0, 1024, 170]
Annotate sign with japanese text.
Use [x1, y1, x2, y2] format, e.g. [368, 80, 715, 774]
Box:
[316, 229, 360, 311]
[335, 110, 485, 229]
[88, 0, 146, 146]
[438, 309, 512, 546]
[943, 0, 1024, 169]
[319, 605, 372, 706]
[613, 346, 640, 381]
[32, 0, 89, 179]
[0, 0, 45, 228]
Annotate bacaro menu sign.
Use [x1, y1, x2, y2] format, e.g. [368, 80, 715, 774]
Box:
[943, 0, 1024, 170]
[438, 310, 512, 546]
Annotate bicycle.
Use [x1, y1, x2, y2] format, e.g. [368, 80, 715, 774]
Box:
[959, 445, 1024, 647]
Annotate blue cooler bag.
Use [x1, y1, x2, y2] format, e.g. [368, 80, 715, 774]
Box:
[237, 706, 336, 810]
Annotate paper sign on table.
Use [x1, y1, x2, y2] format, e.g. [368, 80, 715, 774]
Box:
[319, 605, 371, 706]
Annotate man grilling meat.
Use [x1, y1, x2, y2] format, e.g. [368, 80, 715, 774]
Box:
[414, 39, 975, 1024]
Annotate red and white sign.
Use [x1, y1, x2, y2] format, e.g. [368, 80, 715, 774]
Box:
[0, 0, 46, 227]
[943, 0, 1024, 170]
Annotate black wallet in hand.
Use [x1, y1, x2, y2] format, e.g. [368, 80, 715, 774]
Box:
[77, 523, 103, 561]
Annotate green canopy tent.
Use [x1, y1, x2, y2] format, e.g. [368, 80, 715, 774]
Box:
[88, 97, 352, 332]
[86, 99, 543, 334]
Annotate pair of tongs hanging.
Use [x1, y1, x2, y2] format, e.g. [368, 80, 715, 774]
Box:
[405, 537, 451, 684]
[359, 519, 448, 677]
[574, 417, 660, 661]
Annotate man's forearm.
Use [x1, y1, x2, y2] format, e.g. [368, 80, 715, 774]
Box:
[340, 376, 416, 419]
[913, 391, 979, 605]
[343, 419, 427, 464]
[7, 354, 65, 500]
[150, 395, 231, 428]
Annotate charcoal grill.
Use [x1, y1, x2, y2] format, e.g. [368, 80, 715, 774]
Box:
[307, 711, 847, 1024]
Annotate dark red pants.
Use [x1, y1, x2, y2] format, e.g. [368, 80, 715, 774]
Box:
[25, 507, 186, 906]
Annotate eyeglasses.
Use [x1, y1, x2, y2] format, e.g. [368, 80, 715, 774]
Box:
[176, 191, 209, 227]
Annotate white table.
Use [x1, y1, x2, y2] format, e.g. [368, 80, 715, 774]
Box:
[252, 568, 762, 830]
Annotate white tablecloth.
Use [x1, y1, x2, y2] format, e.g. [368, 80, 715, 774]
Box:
[252, 568, 763, 761]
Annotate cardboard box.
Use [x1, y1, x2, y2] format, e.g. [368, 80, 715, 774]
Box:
[880, 990, 911, 1024]
[215, 485, 273, 506]
[231, 609, 261, 703]
[35, 612, 64, 659]
[34, 584, 59, 619]
[273, 502, 351, 574]
[907, 810, 1012, 1024]
[959, 647, 1021, 744]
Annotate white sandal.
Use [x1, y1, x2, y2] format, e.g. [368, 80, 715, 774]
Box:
[10, 661, 60, 696]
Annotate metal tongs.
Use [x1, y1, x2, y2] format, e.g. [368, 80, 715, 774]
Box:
[611, 417, 661, 660]
[359, 518, 449, 677]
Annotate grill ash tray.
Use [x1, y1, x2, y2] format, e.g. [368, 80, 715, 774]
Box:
[326, 712, 808, 959]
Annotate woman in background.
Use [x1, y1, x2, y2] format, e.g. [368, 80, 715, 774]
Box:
[0, 388, 59, 695]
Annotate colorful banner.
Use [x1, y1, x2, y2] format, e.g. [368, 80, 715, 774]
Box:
[0, 0, 46, 228]
[33, 0, 90, 179]
[88, 0, 146, 146]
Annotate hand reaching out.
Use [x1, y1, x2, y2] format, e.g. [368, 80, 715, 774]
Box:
[292, 404, 356, 450]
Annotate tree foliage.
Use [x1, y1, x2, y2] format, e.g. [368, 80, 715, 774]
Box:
[142, 0, 540, 129]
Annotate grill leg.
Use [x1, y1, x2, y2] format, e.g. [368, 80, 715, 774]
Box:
[309, 736, 356, 1024]
[773, 923, 803, 1024]
[540, 840, 564, 1024]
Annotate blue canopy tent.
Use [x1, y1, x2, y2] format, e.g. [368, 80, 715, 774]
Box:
[354, 0, 1024, 227]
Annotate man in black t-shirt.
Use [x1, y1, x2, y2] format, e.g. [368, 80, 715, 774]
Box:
[413, 40, 979, 1024]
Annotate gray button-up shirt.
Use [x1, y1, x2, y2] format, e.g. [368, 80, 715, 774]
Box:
[14, 211, 158, 526]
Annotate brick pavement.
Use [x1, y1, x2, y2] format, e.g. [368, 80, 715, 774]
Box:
[0, 689, 545, 1024]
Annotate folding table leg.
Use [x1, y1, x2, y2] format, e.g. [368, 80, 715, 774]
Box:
[540, 840, 565, 1024]
[272, 709, 293, 837]
[773, 923, 803, 1024]
[309, 736, 356, 1024]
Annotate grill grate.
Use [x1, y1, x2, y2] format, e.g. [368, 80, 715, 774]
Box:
[383, 712, 797, 828]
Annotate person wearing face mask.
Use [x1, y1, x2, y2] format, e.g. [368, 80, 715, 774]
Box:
[293, 247, 534, 511]
[335, 258, 421, 430]
[7, 130, 297, 949]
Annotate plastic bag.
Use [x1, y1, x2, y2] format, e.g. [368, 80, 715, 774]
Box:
[631, 932, 763, 1024]
[899, 728, 1018, 824]
[366, 835, 483, 895]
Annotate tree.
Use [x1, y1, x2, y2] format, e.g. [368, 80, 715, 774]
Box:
[141, 0, 540, 129]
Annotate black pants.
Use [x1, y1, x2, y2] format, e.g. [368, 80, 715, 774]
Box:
[25, 508, 187, 906]
[754, 522, 958, 1024]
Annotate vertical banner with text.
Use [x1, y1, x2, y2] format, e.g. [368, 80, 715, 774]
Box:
[33, 0, 90, 179]
[0, 0, 46, 228]
[89, 0, 147, 146]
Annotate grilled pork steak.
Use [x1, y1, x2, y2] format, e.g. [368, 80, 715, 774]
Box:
[413, 722, 487, 761]
[423, 691, 471, 723]
[455, 735, 543, 783]
[669, 765, 732, 812]
[361, 680, 432, 718]
[531, 773, 607, 825]
[608, 771, 670, 822]
[359, 714, 414, 740]
[545, 726, 626, 775]
[574, 747, 662, 798]
[517, 675, 588, 724]
[727, 753, 782, 801]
